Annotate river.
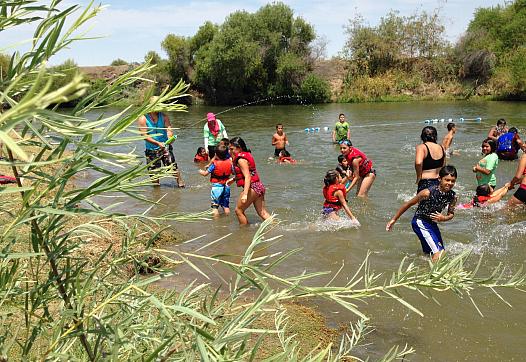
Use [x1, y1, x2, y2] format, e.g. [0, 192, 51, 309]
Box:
[89, 101, 526, 360]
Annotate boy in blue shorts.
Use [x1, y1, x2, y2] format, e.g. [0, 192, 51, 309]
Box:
[386, 165, 458, 262]
[199, 145, 233, 217]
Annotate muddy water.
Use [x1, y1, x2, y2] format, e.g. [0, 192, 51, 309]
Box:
[89, 101, 526, 360]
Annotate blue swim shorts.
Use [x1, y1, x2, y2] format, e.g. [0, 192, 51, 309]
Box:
[211, 183, 230, 209]
[411, 216, 444, 255]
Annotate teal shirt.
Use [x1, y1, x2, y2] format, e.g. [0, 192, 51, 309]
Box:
[203, 119, 226, 147]
[334, 121, 350, 141]
[476, 153, 499, 186]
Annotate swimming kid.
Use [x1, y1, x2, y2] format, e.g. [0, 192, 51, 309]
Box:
[194, 147, 209, 163]
[272, 123, 289, 157]
[473, 138, 498, 189]
[229, 137, 270, 225]
[322, 170, 358, 222]
[496, 127, 525, 160]
[441, 122, 457, 157]
[457, 183, 511, 209]
[332, 113, 350, 143]
[386, 165, 458, 262]
[278, 149, 296, 164]
[339, 140, 375, 197]
[199, 145, 233, 217]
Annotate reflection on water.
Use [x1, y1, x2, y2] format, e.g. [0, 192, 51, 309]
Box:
[87, 101, 526, 360]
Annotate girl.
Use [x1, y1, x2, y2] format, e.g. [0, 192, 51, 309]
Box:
[473, 138, 498, 189]
[278, 149, 296, 164]
[457, 183, 511, 209]
[194, 147, 209, 163]
[507, 153, 526, 209]
[322, 170, 358, 222]
[339, 140, 375, 197]
[415, 126, 445, 192]
[386, 165, 458, 262]
[229, 137, 270, 225]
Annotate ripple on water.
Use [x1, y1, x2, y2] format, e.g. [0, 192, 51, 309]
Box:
[279, 208, 361, 232]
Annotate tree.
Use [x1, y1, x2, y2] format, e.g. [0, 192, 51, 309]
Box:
[110, 58, 128, 66]
[161, 34, 191, 84]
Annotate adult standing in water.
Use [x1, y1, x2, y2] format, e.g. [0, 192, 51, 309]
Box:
[204, 112, 228, 159]
[229, 137, 270, 224]
[415, 126, 445, 193]
[138, 98, 184, 187]
[339, 140, 375, 197]
[507, 153, 526, 209]
[332, 113, 351, 144]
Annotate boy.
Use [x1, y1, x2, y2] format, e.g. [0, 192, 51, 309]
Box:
[199, 145, 233, 217]
[272, 124, 289, 157]
[386, 165, 458, 262]
[332, 113, 350, 143]
[441, 122, 457, 157]
[488, 118, 508, 142]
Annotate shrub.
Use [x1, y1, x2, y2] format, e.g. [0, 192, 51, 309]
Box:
[298, 73, 330, 103]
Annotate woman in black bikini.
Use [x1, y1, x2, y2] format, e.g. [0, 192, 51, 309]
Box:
[415, 126, 446, 193]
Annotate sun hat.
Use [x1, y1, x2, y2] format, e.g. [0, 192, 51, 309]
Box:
[207, 112, 216, 121]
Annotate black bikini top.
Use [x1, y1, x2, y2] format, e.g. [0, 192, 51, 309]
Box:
[422, 143, 445, 171]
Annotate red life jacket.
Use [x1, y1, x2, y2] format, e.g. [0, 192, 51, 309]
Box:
[194, 154, 209, 163]
[473, 194, 492, 207]
[278, 156, 296, 164]
[210, 159, 232, 184]
[345, 147, 373, 177]
[0, 175, 16, 185]
[233, 151, 260, 187]
[323, 183, 347, 208]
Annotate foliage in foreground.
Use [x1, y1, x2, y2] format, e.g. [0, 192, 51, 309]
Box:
[1, 2, 526, 361]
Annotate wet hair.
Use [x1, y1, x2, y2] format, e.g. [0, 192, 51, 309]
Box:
[324, 170, 339, 186]
[497, 118, 506, 126]
[279, 149, 291, 157]
[509, 127, 518, 134]
[447, 122, 456, 131]
[196, 147, 206, 155]
[439, 165, 457, 178]
[335, 165, 347, 177]
[339, 139, 352, 147]
[276, 123, 283, 129]
[421, 126, 438, 143]
[482, 138, 496, 153]
[473, 184, 492, 206]
[229, 137, 250, 152]
[337, 154, 345, 163]
[215, 145, 229, 160]
[219, 138, 230, 146]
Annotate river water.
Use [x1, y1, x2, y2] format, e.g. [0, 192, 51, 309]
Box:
[91, 101, 526, 360]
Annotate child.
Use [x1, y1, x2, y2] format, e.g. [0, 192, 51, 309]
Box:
[194, 147, 209, 163]
[386, 165, 458, 262]
[457, 183, 511, 209]
[441, 122, 457, 157]
[473, 138, 498, 189]
[488, 118, 508, 142]
[278, 149, 296, 164]
[272, 123, 289, 157]
[332, 113, 350, 143]
[199, 145, 233, 217]
[336, 154, 353, 192]
[322, 170, 358, 222]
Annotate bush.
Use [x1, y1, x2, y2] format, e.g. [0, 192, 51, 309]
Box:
[298, 73, 330, 103]
[110, 58, 128, 66]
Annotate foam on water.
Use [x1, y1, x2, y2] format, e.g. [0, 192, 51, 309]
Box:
[280, 208, 361, 232]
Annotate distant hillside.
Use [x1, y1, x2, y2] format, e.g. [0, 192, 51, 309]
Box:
[312, 58, 347, 100]
[79, 65, 130, 80]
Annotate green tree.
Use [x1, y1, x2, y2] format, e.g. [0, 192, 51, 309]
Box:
[161, 34, 191, 85]
[110, 58, 128, 66]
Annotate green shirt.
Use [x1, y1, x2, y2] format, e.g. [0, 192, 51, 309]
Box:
[476, 153, 499, 186]
[334, 121, 350, 141]
[203, 119, 226, 146]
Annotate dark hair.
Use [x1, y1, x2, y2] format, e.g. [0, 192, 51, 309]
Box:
[482, 138, 497, 153]
[279, 149, 291, 157]
[196, 146, 206, 155]
[447, 122, 456, 131]
[229, 137, 250, 152]
[421, 126, 438, 143]
[220, 138, 230, 146]
[439, 165, 457, 178]
[276, 123, 283, 128]
[324, 170, 339, 187]
[337, 154, 345, 163]
[338, 113, 345, 118]
[335, 165, 346, 177]
[339, 139, 352, 147]
[215, 145, 228, 160]
[509, 127, 518, 134]
[473, 184, 492, 206]
[497, 118, 506, 126]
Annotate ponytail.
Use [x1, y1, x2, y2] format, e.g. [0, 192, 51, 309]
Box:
[324, 170, 338, 187]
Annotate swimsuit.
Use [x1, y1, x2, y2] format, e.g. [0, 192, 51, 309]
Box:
[514, 184, 526, 204]
[274, 147, 285, 157]
[422, 143, 445, 170]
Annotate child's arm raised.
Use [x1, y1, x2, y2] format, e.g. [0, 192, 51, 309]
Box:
[335, 190, 357, 222]
[386, 189, 430, 231]
[199, 164, 214, 177]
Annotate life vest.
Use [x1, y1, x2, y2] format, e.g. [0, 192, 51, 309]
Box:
[210, 159, 232, 184]
[345, 147, 373, 177]
[0, 175, 16, 185]
[194, 154, 209, 163]
[473, 195, 491, 207]
[323, 183, 347, 208]
[233, 151, 260, 187]
[278, 156, 296, 164]
[497, 132, 518, 153]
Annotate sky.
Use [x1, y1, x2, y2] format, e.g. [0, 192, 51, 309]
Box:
[0, 0, 505, 66]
